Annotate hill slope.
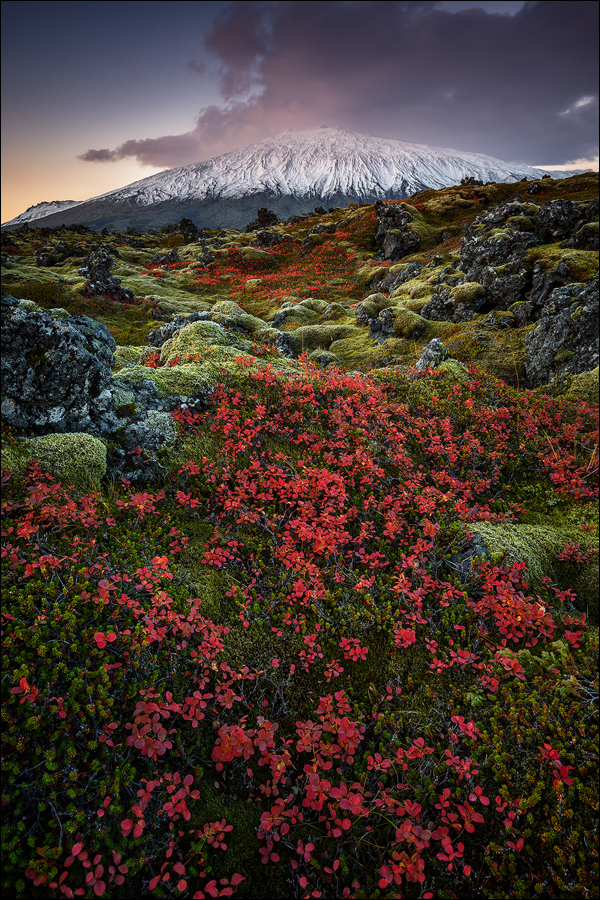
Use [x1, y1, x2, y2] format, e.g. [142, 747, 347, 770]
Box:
[1, 172, 598, 900]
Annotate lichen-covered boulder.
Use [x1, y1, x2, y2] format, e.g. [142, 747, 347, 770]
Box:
[374, 201, 421, 261]
[375, 307, 429, 341]
[210, 300, 267, 335]
[308, 349, 342, 368]
[355, 294, 389, 327]
[158, 320, 252, 366]
[561, 366, 599, 405]
[476, 266, 528, 310]
[421, 282, 486, 324]
[272, 304, 320, 328]
[463, 199, 540, 240]
[112, 346, 144, 372]
[421, 288, 455, 322]
[1, 297, 116, 434]
[147, 311, 211, 348]
[148, 250, 181, 266]
[378, 262, 423, 293]
[322, 302, 346, 321]
[527, 251, 598, 312]
[460, 229, 539, 279]
[450, 282, 487, 322]
[113, 363, 215, 400]
[1, 432, 107, 493]
[78, 246, 134, 303]
[534, 198, 591, 244]
[561, 221, 599, 251]
[525, 274, 599, 387]
[415, 338, 449, 371]
[280, 323, 357, 357]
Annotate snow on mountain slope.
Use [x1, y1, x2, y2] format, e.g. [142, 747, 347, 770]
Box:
[4, 199, 83, 227]
[2, 128, 581, 229]
[87, 127, 576, 206]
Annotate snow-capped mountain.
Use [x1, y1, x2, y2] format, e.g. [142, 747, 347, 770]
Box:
[4, 199, 82, 227]
[2, 127, 581, 231]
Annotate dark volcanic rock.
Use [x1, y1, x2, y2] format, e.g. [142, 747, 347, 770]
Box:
[378, 262, 423, 293]
[477, 266, 529, 310]
[78, 246, 134, 303]
[534, 199, 588, 244]
[560, 222, 599, 251]
[35, 240, 88, 267]
[528, 258, 578, 311]
[178, 217, 200, 244]
[246, 207, 279, 232]
[147, 311, 211, 348]
[524, 274, 599, 387]
[459, 229, 539, 279]
[1, 297, 116, 434]
[148, 250, 181, 266]
[421, 288, 455, 322]
[251, 230, 283, 247]
[415, 338, 449, 371]
[374, 200, 421, 261]
[308, 222, 337, 236]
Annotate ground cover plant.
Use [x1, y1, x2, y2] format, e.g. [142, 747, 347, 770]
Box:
[2, 173, 598, 899]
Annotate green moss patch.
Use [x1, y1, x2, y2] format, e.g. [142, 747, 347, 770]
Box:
[1, 432, 107, 493]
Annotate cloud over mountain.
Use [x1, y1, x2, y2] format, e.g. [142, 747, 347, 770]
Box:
[79, 0, 599, 170]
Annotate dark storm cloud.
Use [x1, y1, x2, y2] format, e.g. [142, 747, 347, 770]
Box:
[78, 133, 203, 169]
[80, 0, 599, 168]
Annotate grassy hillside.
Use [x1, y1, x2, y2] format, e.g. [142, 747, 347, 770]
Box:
[1, 174, 598, 899]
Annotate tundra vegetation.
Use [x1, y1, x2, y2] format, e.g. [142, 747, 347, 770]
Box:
[1, 172, 598, 899]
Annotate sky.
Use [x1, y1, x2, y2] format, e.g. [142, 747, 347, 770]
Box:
[1, 0, 598, 223]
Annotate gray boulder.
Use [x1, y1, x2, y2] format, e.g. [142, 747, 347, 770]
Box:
[528, 258, 579, 312]
[147, 311, 211, 348]
[459, 229, 539, 281]
[421, 288, 454, 322]
[78, 246, 134, 303]
[378, 261, 423, 293]
[415, 338, 449, 372]
[374, 201, 421, 261]
[1, 297, 115, 435]
[476, 266, 529, 310]
[524, 275, 599, 387]
[534, 199, 590, 244]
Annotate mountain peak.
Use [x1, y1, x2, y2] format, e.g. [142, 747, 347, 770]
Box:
[2, 128, 579, 231]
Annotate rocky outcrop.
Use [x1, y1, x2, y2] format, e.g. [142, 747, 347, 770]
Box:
[1, 295, 116, 435]
[147, 311, 211, 347]
[415, 338, 449, 371]
[459, 228, 538, 281]
[378, 262, 423, 293]
[78, 246, 134, 303]
[246, 207, 279, 232]
[409, 196, 599, 370]
[524, 274, 599, 387]
[421, 282, 487, 324]
[178, 217, 200, 244]
[0, 296, 214, 485]
[35, 240, 88, 267]
[147, 250, 181, 267]
[374, 201, 421, 261]
[533, 198, 594, 244]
